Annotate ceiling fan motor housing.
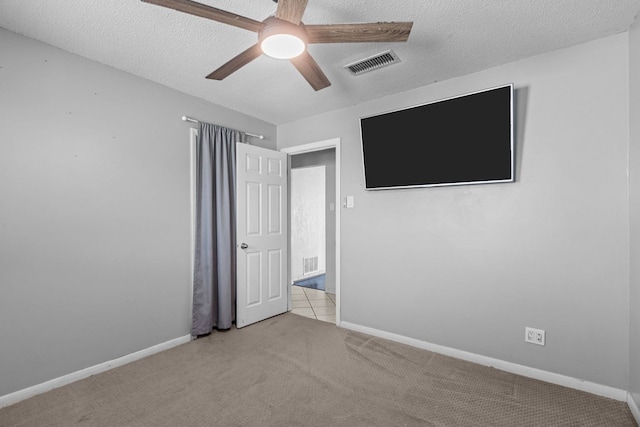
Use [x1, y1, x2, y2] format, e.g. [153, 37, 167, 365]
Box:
[258, 17, 309, 58]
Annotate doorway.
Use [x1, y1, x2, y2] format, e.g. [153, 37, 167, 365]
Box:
[290, 161, 333, 322]
[290, 165, 326, 286]
[282, 138, 341, 325]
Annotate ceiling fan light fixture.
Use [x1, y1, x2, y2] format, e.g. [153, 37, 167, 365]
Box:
[261, 34, 305, 59]
[259, 17, 308, 60]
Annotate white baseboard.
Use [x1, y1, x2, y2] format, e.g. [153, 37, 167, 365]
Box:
[340, 321, 628, 402]
[628, 393, 640, 425]
[0, 334, 192, 409]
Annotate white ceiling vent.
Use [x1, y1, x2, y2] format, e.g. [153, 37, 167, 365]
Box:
[344, 50, 401, 76]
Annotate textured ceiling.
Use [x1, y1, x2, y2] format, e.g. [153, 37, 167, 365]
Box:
[1, 0, 639, 125]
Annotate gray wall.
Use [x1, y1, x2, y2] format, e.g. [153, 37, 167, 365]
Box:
[629, 18, 640, 407]
[291, 150, 337, 294]
[278, 34, 631, 389]
[0, 29, 275, 397]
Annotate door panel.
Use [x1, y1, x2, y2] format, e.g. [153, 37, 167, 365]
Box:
[268, 184, 282, 234]
[268, 249, 283, 300]
[236, 143, 288, 328]
[246, 182, 262, 236]
[246, 251, 262, 306]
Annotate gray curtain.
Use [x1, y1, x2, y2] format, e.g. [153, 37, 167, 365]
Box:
[192, 122, 243, 335]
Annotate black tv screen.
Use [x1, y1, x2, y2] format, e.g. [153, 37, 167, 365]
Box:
[360, 84, 514, 190]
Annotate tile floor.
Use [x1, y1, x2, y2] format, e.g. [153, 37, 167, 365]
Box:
[291, 285, 336, 324]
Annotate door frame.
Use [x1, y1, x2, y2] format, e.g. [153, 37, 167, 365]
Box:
[281, 138, 341, 326]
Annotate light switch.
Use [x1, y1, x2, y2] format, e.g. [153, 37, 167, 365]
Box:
[329, 203, 335, 211]
[346, 196, 354, 208]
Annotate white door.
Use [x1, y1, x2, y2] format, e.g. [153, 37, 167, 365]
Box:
[236, 143, 288, 328]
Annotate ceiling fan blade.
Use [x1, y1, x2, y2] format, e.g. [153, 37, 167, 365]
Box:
[206, 44, 263, 80]
[306, 22, 413, 43]
[275, 0, 309, 25]
[290, 51, 331, 91]
[141, 0, 264, 32]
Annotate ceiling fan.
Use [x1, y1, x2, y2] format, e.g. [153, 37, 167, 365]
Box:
[141, 0, 413, 91]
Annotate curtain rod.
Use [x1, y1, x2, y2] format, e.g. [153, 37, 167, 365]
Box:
[181, 116, 265, 140]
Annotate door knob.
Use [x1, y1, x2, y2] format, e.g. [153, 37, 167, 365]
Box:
[240, 243, 249, 249]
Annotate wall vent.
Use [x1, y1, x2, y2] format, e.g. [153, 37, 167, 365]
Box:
[303, 256, 319, 275]
[344, 50, 401, 76]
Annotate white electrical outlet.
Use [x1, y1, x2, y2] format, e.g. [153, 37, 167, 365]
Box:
[525, 327, 545, 346]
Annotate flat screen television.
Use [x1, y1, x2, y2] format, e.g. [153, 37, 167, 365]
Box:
[360, 84, 514, 190]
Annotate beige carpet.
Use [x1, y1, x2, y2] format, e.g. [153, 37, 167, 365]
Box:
[0, 313, 636, 426]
